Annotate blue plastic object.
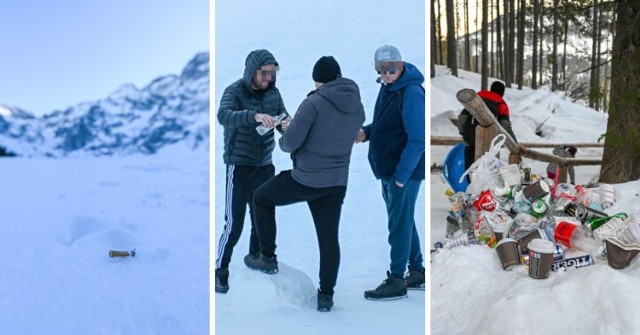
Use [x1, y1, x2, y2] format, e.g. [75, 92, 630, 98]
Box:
[442, 142, 469, 193]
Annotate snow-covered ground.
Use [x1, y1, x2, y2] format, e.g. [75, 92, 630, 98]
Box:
[214, 0, 426, 334]
[430, 66, 640, 335]
[0, 145, 209, 334]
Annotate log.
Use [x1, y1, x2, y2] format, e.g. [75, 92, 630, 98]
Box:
[520, 149, 602, 165]
[430, 136, 605, 149]
[456, 89, 520, 156]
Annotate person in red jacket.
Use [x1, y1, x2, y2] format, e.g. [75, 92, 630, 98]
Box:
[457, 81, 526, 175]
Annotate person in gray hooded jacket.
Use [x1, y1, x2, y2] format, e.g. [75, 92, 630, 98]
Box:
[215, 49, 290, 295]
[246, 56, 365, 312]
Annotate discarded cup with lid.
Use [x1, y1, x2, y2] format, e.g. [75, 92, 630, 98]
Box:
[527, 239, 555, 279]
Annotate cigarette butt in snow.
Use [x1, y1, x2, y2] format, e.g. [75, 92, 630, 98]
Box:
[109, 249, 136, 258]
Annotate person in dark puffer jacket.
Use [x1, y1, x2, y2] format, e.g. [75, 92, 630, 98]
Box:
[215, 49, 290, 294]
[247, 56, 365, 312]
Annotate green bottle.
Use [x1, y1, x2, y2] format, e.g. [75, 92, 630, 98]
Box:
[587, 213, 629, 231]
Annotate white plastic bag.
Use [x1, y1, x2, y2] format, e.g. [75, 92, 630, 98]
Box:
[459, 134, 508, 195]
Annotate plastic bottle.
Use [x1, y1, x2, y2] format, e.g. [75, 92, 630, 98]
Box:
[437, 231, 478, 249]
[538, 216, 557, 241]
[554, 183, 577, 211]
[553, 221, 600, 253]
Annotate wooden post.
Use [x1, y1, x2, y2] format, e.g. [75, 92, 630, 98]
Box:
[557, 166, 568, 183]
[508, 152, 521, 165]
[456, 89, 520, 160]
[475, 124, 498, 161]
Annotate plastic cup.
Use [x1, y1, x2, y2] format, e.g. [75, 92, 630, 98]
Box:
[599, 184, 615, 209]
[605, 239, 639, 269]
[527, 239, 555, 279]
[499, 164, 521, 187]
[496, 238, 521, 270]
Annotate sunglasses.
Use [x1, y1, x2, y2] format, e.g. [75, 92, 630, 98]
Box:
[376, 64, 398, 74]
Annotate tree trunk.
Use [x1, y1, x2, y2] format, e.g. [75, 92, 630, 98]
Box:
[508, 0, 516, 87]
[539, 3, 544, 87]
[589, 0, 599, 108]
[464, 0, 471, 70]
[437, 0, 444, 64]
[595, 3, 603, 111]
[551, 0, 559, 91]
[446, 0, 458, 76]
[496, 0, 503, 79]
[476, 0, 480, 73]
[561, 3, 569, 90]
[482, 0, 489, 90]
[503, 0, 510, 84]
[532, 0, 539, 89]
[599, 0, 640, 183]
[431, 0, 437, 77]
[516, 0, 526, 90]
[490, 0, 495, 77]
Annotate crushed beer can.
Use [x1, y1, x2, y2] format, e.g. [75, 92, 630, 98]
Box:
[576, 205, 608, 223]
[551, 254, 594, 272]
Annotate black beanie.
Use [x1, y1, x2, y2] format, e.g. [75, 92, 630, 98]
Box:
[490, 81, 506, 96]
[312, 56, 341, 83]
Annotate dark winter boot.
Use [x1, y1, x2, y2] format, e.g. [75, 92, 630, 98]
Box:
[364, 271, 408, 300]
[405, 268, 425, 290]
[317, 289, 334, 312]
[215, 268, 229, 294]
[243, 253, 259, 269]
[244, 253, 279, 274]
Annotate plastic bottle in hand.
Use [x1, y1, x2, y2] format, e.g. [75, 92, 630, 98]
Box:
[553, 220, 600, 253]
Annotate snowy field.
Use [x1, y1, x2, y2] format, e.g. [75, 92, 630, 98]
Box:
[430, 66, 640, 335]
[213, 0, 426, 334]
[0, 146, 209, 334]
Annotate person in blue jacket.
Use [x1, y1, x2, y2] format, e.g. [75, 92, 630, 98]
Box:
[356, 45, 425, 300]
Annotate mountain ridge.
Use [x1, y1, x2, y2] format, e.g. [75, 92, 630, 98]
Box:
[0, 52, 209, 157]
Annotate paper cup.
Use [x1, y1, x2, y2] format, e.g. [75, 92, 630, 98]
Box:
[493, 224, 508, 243]
[496, 238, 522, 270]
[527, 239, 555, 279]
[605, 239, 639, 269]
[522, 180, 550, 202]
[517, 229, 543, 254]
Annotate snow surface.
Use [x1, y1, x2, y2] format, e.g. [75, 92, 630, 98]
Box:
[214, 0, 426, 334]
[0, 144, 209, 333]
[430, 66, 640, 335]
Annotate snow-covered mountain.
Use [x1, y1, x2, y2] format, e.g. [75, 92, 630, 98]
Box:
[0, 52, 209, 157]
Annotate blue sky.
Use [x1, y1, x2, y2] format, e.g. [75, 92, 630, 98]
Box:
[0, 1, 209, 115]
